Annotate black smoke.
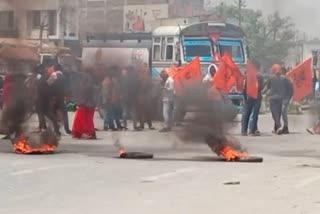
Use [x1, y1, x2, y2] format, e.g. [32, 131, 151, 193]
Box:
[2, 72, 59, 148]
[173, 83, 246, 155]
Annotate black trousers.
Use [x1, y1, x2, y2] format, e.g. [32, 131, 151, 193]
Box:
[270, 99, 283, 131]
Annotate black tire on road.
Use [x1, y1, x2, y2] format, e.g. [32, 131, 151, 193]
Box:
[119, 152, 154, 159]
[222, 156, 264, 163]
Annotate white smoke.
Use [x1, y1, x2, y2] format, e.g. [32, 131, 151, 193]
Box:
[215, 0, 320, 38]
[246, 0, 318, 38]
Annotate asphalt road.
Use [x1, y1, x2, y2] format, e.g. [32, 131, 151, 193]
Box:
[1, 113, 320, 214]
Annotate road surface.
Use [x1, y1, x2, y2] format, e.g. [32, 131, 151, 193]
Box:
[1, 113, 320, 214]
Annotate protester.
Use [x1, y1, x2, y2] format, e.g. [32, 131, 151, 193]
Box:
[121, 66, 140, 131]
[137, 63, 155, 130]
[312, 51, 319, 100]
[110, 68, 122, 131]
[0, 75, 4, 102]
[1, 71, 12, 138]
[281, 67, 294, 134]
[102, 74, 111, 131]
[159, 70, 175, 132]
[72, 72, 97, 139]
[203, 64, 218, 83]
[241, 61, 264, 136]
[266, 64, 286, 135]
[2, 71, 12, 110]
[51, 64, 71, 135]
[248, 73, 264, 135]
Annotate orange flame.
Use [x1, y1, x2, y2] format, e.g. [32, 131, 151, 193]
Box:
[14, 136, 56, 154]
[119, 148, 126, 157]
[220, 145, 248, 161]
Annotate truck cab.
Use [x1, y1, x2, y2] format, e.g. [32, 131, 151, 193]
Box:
[151, 21, 248, 113]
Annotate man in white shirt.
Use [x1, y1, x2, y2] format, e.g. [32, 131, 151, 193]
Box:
[159, 70, 175, 132]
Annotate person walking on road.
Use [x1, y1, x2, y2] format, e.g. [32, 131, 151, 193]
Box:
[266, 64, 286, 135]
[72, 72, 97, 139]
[281, 67, 294, 134]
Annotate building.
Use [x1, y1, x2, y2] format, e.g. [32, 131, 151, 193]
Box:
[168, 0, 205, 18]
[284, 40, 320, 67]
[0, 0, 81, 54]
[82, 0, 170, 33]
[81, 0, 205, 34]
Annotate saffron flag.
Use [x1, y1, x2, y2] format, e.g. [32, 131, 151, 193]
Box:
[246, 60, 259, 99]
[167, 65, 179, 77]
[287, 57, 312, 102]
[172, 57, 202, 95]
[213, 53, 244, 94]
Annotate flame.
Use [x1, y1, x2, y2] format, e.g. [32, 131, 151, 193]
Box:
[119, 148, 126, 157]
[219, 145, 248, 161]
[14, 136, 56, 154]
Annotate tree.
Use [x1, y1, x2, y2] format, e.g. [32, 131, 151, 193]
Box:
[234, 0, 246, 26]
[266, 11, 295, 41]
[212, 3, 297, 68]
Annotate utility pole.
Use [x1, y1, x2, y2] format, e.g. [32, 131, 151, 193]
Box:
[234, 0, 246, 26]
[59, 0, 66, 47]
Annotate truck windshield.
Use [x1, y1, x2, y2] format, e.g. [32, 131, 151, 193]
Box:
[218, 39, 245, 63]
[183, 39, 213, 62]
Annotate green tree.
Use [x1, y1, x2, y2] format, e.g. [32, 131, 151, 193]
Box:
[234, 0, 246, 26]
[212, 4, 296, 68]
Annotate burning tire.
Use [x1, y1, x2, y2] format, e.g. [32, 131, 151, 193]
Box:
[119, 152, 154, 159]
[12, 129, 59, 155]
[220, 156, 263, 163]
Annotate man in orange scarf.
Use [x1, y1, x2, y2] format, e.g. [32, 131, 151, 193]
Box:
[267, 64, 286, 135]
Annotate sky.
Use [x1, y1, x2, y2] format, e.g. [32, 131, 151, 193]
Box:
[208, 0, 320, 38]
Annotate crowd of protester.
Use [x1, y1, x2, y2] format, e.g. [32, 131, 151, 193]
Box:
[241, 63, 294, 136]
[4, 56, 320, 141]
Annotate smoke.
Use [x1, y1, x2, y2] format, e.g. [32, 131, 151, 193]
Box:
[172, 83, 245, 154]
[2, 72, 59, 148]
[216, 0, 319, 38]
[2, 73, 28, 138]
[246, 0, 319, 38]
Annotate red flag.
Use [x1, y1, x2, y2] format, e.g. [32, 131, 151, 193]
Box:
[167, 65, 178, 77]
[172, 57, 202, 95]
[246, 60, 259, 99]
[213, 53, 244, 94]
[287, 57, 312, 102]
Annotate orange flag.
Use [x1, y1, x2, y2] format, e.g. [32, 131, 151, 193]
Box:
[287, 57, 312, 102]
[246, 60, 259, 99]
[167, 65, 178, 77]
[172, 56, 202, 95]
[213, 53, 244, 94]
